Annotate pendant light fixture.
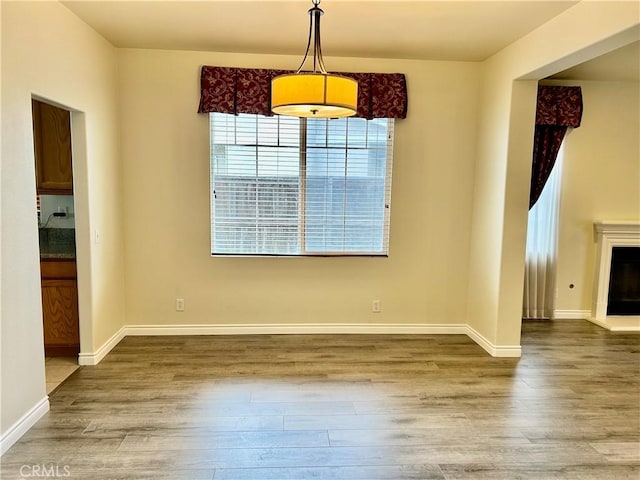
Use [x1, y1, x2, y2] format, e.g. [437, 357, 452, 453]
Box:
[271, 0, 358, 118]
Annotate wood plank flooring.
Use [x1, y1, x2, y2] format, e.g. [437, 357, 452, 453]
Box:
[1, 320, 638, 479]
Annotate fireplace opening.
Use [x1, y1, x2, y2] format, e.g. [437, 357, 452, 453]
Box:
[607, 246, 640, 315]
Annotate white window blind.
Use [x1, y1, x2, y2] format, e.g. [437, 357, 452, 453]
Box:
[210, 113, 393, 256]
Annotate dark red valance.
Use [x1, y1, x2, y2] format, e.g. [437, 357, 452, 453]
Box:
[535, 86, 583, 127]
[529, 85, 583, 208]
[198, 66, 407, 120]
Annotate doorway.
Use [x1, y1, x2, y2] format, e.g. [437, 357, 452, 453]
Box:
[32, 98, 81, 391]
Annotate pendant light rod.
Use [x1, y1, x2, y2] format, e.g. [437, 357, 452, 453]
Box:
[295, 0, 327, 74]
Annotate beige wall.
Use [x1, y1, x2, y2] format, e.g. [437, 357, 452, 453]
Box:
[550, 80, 640, 315]
[118, 49, 480, 328]
[1, 0, 638, 450]
[467, 1, 638, 349]
[1, 1, 125, 439]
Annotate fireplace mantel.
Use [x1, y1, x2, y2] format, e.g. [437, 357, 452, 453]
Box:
[591, 221, 640, 331]
[594, 221, 640, 236]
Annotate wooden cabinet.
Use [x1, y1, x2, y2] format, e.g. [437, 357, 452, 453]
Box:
[32, 99, 73, 194]
[40, 260, 79, 356]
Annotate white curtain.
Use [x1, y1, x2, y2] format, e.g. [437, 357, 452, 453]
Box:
[523, 145, 564, 319]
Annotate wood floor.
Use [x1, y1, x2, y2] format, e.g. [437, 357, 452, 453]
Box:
[2, 320, 639, 479]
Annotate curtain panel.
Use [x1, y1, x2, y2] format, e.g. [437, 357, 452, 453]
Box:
[529, 86, 582, 209]
[523, 149, 564, 319]
[198, 66, 407, 120]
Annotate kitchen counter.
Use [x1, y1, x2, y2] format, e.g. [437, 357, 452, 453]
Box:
[40, 252, 76, 260]
[39, 228, 76, 260]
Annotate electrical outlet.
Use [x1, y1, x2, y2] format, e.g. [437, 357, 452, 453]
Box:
[176, 298, 185, 312]
[372, 300, 381, 313]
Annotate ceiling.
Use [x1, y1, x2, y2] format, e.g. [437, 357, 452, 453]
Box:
[61, 0, 579, 62]
[549, 41, 640, 82]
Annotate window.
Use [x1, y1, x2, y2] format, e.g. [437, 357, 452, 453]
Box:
[210, 113, 394, 256]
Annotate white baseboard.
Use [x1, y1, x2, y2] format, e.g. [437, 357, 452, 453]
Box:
[0, 396, 49, 455]
[554, 309, 591, 320]
[465, 325, 522, 358]
[126, 323, 521, 357]
[77, 322, 523, 370]
[124, 323, 468, 336]
[78, 325, 126, 366]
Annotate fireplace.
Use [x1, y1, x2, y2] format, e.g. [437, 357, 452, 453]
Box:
[607, 247, 640, 315]
[592, 222, 640, 330]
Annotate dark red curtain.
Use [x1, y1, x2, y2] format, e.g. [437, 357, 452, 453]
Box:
[529, 86, 583, 209]
[198, 66, 407, 120]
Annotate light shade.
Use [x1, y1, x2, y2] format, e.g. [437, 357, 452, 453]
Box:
[272, 73, 358, 118]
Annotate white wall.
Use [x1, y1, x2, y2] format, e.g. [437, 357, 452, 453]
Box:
[39, 195, 75, 229]
[550, 80, 640, 316]
[1, 1, 125, 446]
[118, 49, 480, 330]
[467, 1, 639, 350]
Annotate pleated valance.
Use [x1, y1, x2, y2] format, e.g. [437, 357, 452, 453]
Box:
[197, 66, 407, 119]
[535, 86, 583, 127]
[529, 85, 583, 208]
